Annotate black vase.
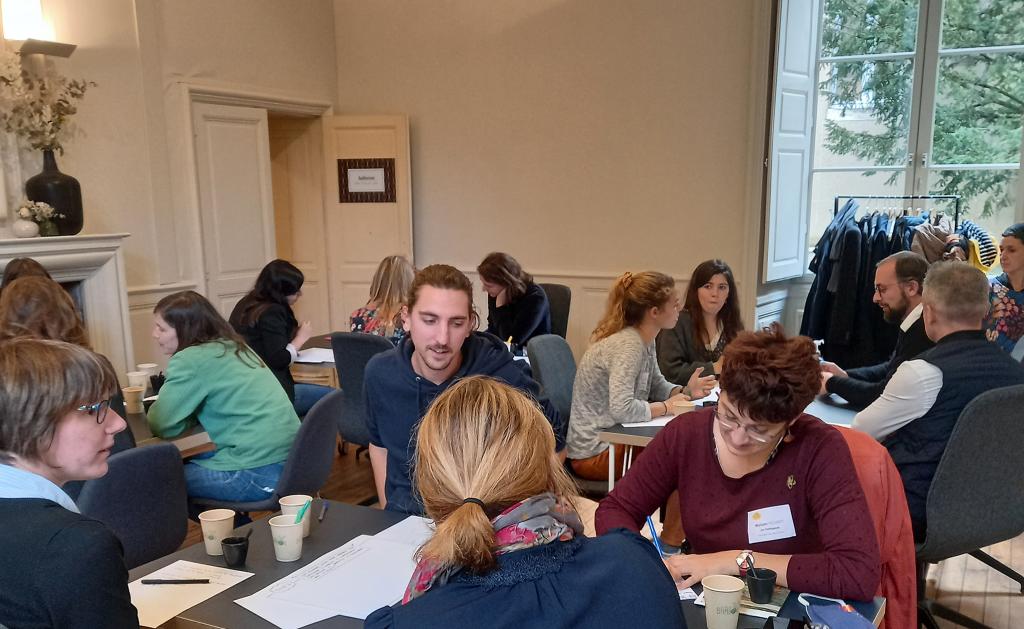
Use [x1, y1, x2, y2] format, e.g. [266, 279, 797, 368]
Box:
[25, 149, 83, 236]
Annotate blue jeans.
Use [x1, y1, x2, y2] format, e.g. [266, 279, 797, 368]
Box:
[184, 452, 284, 502]
[294, 383, 333, 417]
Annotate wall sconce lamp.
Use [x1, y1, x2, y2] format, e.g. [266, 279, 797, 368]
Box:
[1, 0, 76, 57]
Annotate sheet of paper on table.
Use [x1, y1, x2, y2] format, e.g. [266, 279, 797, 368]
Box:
[620, 386, 720, 428]
[129, 560, 253, 628]
[678, 586, 698, 600]
[294, 348, 335, 364]
[235, 516, 432, 628]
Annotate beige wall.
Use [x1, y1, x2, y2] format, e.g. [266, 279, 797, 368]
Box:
[333, 0, 770, 352]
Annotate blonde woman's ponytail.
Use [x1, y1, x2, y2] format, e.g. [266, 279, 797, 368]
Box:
[591, 271, 675, 342]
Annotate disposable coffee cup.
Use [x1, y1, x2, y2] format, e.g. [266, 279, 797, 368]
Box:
[198, 509, 235, 556]
[269, 515, 303, 562]
[126, 371, 149, 390]
[137, 363, 159, 377]
[221, 535, 249, 567]
[279, 494, 313, 537]
[701, 574, 744, 629]
[746, 567, 777, 604]
[122, 386, 145, 414]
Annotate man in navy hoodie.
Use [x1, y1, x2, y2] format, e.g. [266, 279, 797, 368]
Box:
[364, 264, 565, 515]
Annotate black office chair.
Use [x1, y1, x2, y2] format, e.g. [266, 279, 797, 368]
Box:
[527, 334, 606, 498]
[330, 332, 395, 462]
[188, 389, 342, 517]
[916, 384, 1024, 629]
[538, 283, 571, 339]
[78, 443, 188, 569]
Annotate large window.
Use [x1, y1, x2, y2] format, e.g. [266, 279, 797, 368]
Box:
[806, 0, 1023, 245]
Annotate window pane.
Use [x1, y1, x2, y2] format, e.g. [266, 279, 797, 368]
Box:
[821, 0, 919, 57]
[927, 168, 1019, 233]
[931, 52, 1024, 166]
[808, 170, 907, 244]
[815, 60, 914, 168]
[941, 0, 1024, 50]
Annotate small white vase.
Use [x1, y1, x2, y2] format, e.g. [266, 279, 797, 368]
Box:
[12, 218, 40, 238]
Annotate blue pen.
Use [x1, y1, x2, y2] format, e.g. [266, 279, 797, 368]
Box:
[646, 516, 665, 557]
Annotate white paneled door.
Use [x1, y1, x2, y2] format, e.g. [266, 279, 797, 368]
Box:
[322, 115, 413, 329]
[192, 102, 277, 317]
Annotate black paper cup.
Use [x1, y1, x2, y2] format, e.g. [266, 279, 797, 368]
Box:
[221, 536, 249, 567]
[746, 567, 777, 604]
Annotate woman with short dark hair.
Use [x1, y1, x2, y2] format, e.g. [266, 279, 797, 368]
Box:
[0, 338, 138, 627]
[597, 327, 881, 600]
[150, 290, 299, 502]
[477, 252, 550, 353]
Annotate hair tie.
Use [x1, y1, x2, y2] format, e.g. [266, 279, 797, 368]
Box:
[462, 497, 485, 509]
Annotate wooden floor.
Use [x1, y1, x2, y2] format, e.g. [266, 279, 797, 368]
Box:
[183, 447, 1024, 628]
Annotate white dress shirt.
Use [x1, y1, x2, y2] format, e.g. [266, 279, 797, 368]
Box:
[852, 358, 943, 440]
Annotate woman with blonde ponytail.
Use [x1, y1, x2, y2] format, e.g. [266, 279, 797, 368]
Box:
[365, 376, 684, 629]
[567, 271, 695, 481]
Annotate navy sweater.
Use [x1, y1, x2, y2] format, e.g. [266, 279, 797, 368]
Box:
[364, 332, 564, 515]
[364, 529, 685, 629]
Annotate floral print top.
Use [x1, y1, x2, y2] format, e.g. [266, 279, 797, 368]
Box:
[350, 305, 406, 346]
[985, 274, 1024, 354]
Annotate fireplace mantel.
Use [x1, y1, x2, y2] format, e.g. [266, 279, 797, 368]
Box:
[0, 234, 134, 381]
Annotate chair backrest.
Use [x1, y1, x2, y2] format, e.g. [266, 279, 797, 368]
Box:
[1012, 337, 1024, 362]
[538, 283, 571, 339]
[527, 334, 576, 421]
[330, 332, 395, 446]
[77, 443, 188, 570]
[916, 384, 1024, 562]
[275, 389, 345, 498]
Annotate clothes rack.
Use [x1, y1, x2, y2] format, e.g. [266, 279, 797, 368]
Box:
[833, 194, 961, 231]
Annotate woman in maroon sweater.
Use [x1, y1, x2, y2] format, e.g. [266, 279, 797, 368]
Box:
[596, 327, 881, 600]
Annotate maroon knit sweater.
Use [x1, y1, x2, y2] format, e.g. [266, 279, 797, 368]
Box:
[595, 409, 880, 600]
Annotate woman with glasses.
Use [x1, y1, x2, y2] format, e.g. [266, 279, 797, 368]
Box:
[365, 376, 684, 628]
[595, 327, 881, 600]
[0, 338, 138, 627]
[149, 291, 300, 503]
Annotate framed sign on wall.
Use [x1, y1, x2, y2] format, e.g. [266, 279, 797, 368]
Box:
[338, 158, 396, 203]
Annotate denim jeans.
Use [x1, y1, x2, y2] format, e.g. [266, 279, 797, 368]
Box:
[184, 452, 284, 502]
[294, 382, 333, 417]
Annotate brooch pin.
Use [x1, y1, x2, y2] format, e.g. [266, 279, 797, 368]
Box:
[787, 475, 796, 490]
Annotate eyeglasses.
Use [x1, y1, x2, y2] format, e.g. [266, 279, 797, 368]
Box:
[77, 398, 112, 424]
[714, 409, 778, 444]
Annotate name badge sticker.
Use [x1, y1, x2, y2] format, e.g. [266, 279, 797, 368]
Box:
[748, 504, 797, 544]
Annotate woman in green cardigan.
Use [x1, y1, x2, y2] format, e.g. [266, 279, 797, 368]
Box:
[148, 290, 300, 502]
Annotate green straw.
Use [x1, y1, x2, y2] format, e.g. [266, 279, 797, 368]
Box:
[294, 499, 312, 524]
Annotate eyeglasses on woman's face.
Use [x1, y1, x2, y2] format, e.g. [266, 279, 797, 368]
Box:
[713, 408, 781, 444]
[77, 398, 112, 424]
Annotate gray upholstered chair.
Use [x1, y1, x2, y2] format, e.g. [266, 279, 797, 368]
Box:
[188, 389, 342, 516]
[527, 334, 606, 497]
[330, 331, 395, 458]
[77, 443, 188, 570]
[538, 283, 571, 339]
[916, 384, 1024, 629]
[1011, 337, 1024, 362]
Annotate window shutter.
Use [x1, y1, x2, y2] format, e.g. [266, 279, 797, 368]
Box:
[763, 0, 820, 282]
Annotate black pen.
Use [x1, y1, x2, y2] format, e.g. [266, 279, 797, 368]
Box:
[141, 579, 210, 585]
[318, 502, 329, 522]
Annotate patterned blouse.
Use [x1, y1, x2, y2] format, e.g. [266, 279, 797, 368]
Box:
[350, 305, 406, 346]
[985, 274, 1024, 354]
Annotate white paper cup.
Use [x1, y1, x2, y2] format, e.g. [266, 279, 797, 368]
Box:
[136, 363, 159, 377]
[122, 386, 145, 414]
[269, 514, 303, 562]
[126, 371, 149, 389]
[198, 508, 235, 556]
[702, 574, 744, 629]
[279, 494, 313, 537]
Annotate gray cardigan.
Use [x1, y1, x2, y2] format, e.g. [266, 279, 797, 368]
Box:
[567, 327, 679, 459]
[656, 311, 716, 385]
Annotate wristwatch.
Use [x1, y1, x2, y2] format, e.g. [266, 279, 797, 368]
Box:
[736, 550, 754, 577]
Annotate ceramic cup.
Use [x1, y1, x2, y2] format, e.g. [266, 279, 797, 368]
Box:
[702, 574, 744, 629]
[279, 494, 313, 538]
[198, 508, 235, 556]
[268, 515, 303, 562]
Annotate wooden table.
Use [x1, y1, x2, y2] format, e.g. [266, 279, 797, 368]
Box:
[127, 410, 213, 458]
[291, 334, 339, 389]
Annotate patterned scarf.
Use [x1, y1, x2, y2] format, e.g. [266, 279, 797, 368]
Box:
[402, 492, 583, 603]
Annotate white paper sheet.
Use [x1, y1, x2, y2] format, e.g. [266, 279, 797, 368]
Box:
[678, 586, 698, 600]
[294, 348, 336, 364]
[621, 413, 675, 428]
[375, 515, 434, 547]
[235, 534, 419, 627]
[129, 560, 253, 628]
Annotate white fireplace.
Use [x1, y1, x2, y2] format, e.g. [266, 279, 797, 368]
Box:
[0, 234, 134, 381]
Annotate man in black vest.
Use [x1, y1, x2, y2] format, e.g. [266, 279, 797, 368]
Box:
[819, 251, 934, 409]
[852, 261, 1024, 540]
